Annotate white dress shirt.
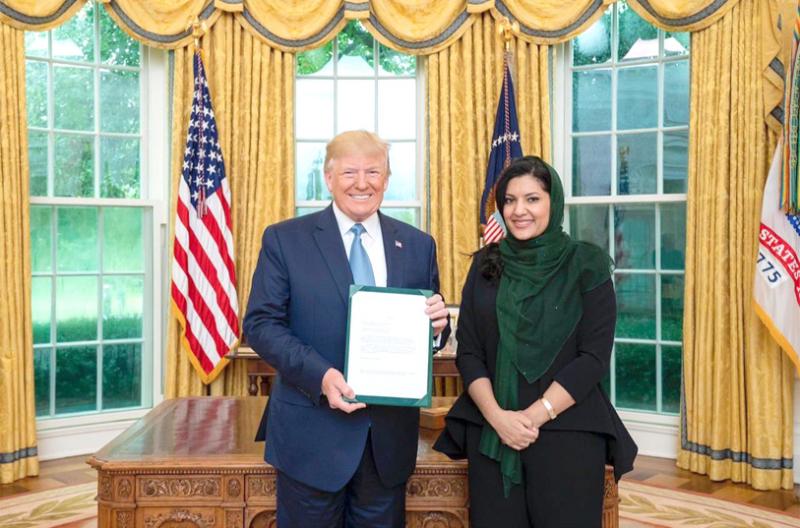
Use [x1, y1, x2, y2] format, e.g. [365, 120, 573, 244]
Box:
[331, 202, 388, 288]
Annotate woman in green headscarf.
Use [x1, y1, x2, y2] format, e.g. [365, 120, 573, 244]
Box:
[434, 156, 637, 527]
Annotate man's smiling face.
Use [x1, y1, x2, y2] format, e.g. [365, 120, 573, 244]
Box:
[325, 151, 389, 222]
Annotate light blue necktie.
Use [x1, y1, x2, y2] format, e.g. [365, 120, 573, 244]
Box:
[349, 223, 375, 286]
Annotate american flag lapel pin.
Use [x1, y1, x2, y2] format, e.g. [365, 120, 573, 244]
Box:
[395, 240, 403, 249]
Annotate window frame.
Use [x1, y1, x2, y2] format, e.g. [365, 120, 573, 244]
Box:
[294, 26, 427, 229]
[26, 19, 170, 446]
[551, 2, 687, 444]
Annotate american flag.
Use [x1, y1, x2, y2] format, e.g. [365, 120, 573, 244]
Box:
[171, 51, 240, 384]
[480, 52, 523, 244]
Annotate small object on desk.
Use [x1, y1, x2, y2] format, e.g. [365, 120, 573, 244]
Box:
[420, 396, 457, 430]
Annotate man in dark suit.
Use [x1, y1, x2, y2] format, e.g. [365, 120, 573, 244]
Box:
[243, 130, 449, 527]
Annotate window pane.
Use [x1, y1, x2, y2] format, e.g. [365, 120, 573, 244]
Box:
[52, 3, 94, 63]
[31, 206, 52, 273]
[56, 276, 98, 342]
[665, 32, 690, 56]
[295, 79, 334, 139]
[614, 204, 655, 268]
[28, 130, 49, 196]
[663, 130, 688, 193]
[337, 80, 375, 132]
[53, 66, 94, 131]
[100, 70, 140, 133]
[25, 32, 48, 58]
[103, 343, 142, 409]
[101, 137, 140, 198]
[57, 207, 98, 272]
[296, 142, 330, 201]
[99, 7, 140, 67]
[662, 345, 682, 413]
[337, 23, 374, 76]
[378, 79, 416, 139]
[615, 273, 656, 339]
[661, 274, 684, 341]
[569, 205, 610, 255]
[32, 277, 52, 345]
[26, 61, 48, 127]
[55, 346, 97, 414]
[664, 61, 689, 127]
[103, 276, 143, 340]
[573, 9, 611, 66]
[617, 5, 658, 61]
[385, 142, 416, 201]
[54, 134, 94, 197]
[615, 343, 656, 411]
[34, 348, 51, 416]
[572, 70, 611, 132]
[296, 207, 324, 217]
[378, 44, 416, 76]
[661, 202, 686, 270]
[572, 135, 611, 196]
[617, 132, 657, 195]
[617, 66, 657, 130]
[104, 207, 143, 272]
[381, 208, 418, 227]
[297, 41, 333, 76]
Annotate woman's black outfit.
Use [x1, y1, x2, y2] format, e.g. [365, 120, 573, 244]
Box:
[434, 248, 638, 528]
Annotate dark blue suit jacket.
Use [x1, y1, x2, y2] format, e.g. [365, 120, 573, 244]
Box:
[243, 205, 444, 492]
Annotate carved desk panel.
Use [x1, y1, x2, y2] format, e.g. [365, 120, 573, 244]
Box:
[88, 397, 469, 528]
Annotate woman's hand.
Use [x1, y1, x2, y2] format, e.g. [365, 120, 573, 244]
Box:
[487, 409, 539, 451]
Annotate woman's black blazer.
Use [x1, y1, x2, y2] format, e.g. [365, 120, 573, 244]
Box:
[434, 246, 638, 480]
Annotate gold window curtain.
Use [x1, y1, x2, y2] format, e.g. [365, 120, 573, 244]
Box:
[427, 12, 551, 306]
[2, 1, 620, 51]
[0, 23, 39, 484]
[165, 15, 295, 397]
[677, 0, 794, 490]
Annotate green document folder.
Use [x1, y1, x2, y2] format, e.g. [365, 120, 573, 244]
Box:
[344, 285, 433, 407]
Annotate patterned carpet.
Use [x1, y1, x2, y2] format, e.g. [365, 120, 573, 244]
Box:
[1, 480, 799, 527]
[0, 483, 96, 528]
[619, 480, 800, 527]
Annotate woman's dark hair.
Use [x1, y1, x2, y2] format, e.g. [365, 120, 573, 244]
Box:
[478, 155, 553, 284]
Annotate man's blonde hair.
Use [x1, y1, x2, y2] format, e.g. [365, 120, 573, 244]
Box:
[324, 130, 391, 175]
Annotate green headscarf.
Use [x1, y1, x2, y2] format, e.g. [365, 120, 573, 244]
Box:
[478, 159, 612, 496]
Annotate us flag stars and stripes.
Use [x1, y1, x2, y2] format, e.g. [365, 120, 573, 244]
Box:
[171, 51, 240, 384]
[480, 53, 523, 244]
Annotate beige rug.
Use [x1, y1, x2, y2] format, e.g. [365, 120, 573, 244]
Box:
[620, 480, 800, 527]
[1, 479, 799, 527]
[0, 483, 96, 528]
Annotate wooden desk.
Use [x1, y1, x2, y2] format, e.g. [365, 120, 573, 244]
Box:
[88, 397, 618, 528]
[88, 397, 469, 528]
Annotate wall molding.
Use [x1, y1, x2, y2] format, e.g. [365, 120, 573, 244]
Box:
[37, 418, 139, 461]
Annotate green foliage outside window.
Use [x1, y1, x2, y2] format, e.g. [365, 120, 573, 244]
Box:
[573, 1, 689, 66]
[296, 21, 415, 76]
[27, 2, 146, 418]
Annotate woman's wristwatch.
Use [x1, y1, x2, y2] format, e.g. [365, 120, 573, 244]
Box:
[540, 397, 558, 420]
